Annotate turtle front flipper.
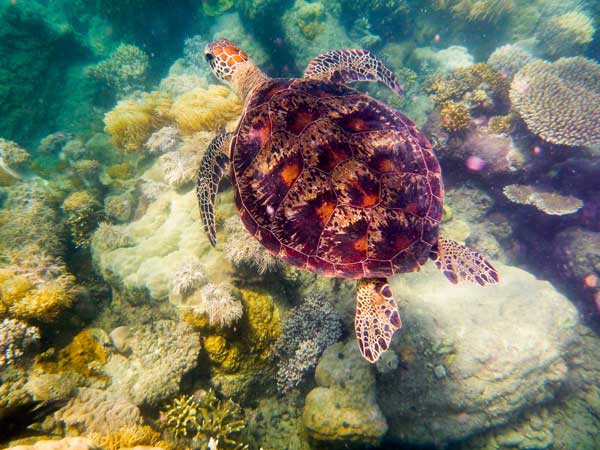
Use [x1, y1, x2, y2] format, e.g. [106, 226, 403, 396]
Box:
[196, 132, 233, 247]
[355, 278, 402, 363]
[431, 235, 500, 285]
[304, 49, 403, 97]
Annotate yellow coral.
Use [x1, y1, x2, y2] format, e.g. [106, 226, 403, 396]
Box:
[440, 101, 471, 132]
[106, 162, 134, 180]
[90, 424, 169, 450]
[104, 91, 173, 152]
[10, 275, 75, 322]
[170, 85, 242, 134]
[62, 191, 99, 213]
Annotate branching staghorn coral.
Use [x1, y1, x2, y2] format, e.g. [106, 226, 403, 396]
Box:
[161, 389, 248, 449]
[104, 91, 173, 152]
[510, 57, 600, 147]
[439, 101, 471, 132]
[503, 184, 583, 216]
[87, 44, 149, 97]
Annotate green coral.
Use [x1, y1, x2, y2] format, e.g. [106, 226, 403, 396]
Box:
[161, 390, 249, 449]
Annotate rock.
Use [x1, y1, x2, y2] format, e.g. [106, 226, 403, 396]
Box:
[552, 227, 600, 289]
[4, 437, 100, 450]
[302, 340, 388, 446]
[379, 263, 579, 446]
[103, 320, 201, 407]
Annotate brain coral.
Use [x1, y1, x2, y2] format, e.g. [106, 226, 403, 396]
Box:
[510, 57, 600, 147]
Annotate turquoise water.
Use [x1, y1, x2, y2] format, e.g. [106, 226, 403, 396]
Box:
[0, 1, 599, 449]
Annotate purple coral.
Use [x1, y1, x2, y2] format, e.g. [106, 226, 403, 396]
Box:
[275, 292, 343, 393]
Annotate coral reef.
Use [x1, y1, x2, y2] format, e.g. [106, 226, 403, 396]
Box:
[510, 57, 600, 147]
[55, 387, 142, 435]
[169, 85, 241, 134]
[0, 318, 40, 368]
[5, 437, 101, 450]
[171, 256, 207, 296]
[487, 44, 535, 80]
[275, 291, 342, 393]
[103, 193, 133, 223]
[378, 262, 580, 446]
[196, 283, 244, 328]
[302, 340, 388, 445]
[552, 227, 600, 292]
[88, 424, 168, 450]
[0, 249, 76, 323]
[86, 44, 149, 97]
[435, 0, 514, 23]
[439, 100, 471, 132]
[104, 91, 173, 152]
[103, 320, 201, 407]
[144, 126, 181, 154]
[222, 216, 280, 274]
[536, 12, 595, 59]
[0, 138, 31, 171]
[161, 389, 248, 449]
[62, 191, 103, 248]
[503, 184, 583, 215]
[426, 63, 508, 109]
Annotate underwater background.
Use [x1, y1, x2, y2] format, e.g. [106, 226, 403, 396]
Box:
[0, 0, 599, 449]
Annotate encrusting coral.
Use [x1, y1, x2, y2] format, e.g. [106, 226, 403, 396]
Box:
[87, 43, 149, 97]
[161, 389, 249, 449]
[510, 57, 600, 147]
[169, 85, 242, 134]
[502, 184, 583, 216]
[104, 91, 173, 152]
[536, 12, 595, 59]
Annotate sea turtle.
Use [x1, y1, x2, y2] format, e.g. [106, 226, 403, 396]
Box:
[197, 39, 499, 363]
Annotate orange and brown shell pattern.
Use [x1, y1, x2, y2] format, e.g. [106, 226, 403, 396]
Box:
[231, 78, 444, 279]
[205, 39, 249, 81]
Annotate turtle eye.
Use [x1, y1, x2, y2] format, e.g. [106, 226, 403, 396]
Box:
[205, 53, 215, 62]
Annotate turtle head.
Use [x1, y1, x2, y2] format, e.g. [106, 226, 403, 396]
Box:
[205, 39, 267, 99]
[205, 39, 250, 85]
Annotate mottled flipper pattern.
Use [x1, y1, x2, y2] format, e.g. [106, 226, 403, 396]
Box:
[431, 235, 500, 286]
[197, 132, 232, 247]
[304, 49, 404, 96]
[355, 278, 402, 363]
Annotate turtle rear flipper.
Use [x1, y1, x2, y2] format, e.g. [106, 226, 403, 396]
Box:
[355, 278, 402, 363]
[432, 235, 500, 286]
[197, 132, 232, 247]
[304, 49, 404, 97]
